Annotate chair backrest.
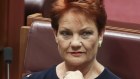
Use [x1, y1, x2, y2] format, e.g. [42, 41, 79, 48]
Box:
[24, 21, 62, 72]
[20, 14, 140, 79]
[97, 30, 140, 79]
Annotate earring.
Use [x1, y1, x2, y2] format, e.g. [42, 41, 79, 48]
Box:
[98, 40, 102, 47]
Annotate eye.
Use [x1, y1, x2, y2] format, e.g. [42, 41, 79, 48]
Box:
[83, 31, 93, 35]
[59, 31, 72, 37]
[81, 31, 93, 38]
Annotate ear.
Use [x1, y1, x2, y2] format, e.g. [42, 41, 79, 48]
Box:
[53, 30, 58, 43]
[52, 0, 66, 11]
[99, 28, 105, 43]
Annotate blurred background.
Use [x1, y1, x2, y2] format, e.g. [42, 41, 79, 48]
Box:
[0, 0, 140, 79]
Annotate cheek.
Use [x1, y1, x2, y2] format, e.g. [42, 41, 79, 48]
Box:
[83, 37, 98, 50]
[57, 36, 70, 52]
[83, 38, 99, 60]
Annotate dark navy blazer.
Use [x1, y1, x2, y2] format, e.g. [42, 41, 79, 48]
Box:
[23, 66, 120, 79]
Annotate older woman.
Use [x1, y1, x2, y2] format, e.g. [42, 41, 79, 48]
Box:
[23, 0, 120, 79]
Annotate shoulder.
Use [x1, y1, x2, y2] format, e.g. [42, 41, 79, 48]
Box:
[23, 65, 58, 79]
[96, 68, 120, 79]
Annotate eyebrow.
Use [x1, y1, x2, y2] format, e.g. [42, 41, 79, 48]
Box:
[59, 27, 71, 31]
[59, 26, 93, 32]
[80, 27, 93, 31]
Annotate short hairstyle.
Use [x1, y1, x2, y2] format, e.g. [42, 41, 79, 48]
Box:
[47, 0, 107, 34]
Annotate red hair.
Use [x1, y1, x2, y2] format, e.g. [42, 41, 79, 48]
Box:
[49, 0, 107, 34]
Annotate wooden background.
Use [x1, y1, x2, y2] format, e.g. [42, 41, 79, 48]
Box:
[0, 0, 24, 79]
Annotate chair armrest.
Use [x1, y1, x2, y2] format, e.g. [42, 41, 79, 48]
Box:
[19, 26, 31, 79]
[27, 13, 51, 26]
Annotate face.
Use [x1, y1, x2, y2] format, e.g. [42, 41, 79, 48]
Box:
[54, 12, 104, 66]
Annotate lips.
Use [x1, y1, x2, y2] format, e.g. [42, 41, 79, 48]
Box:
[69, 52, 84, 57]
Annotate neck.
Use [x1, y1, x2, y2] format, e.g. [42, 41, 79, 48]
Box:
[57, 59, 104, 79]
[64, 60, 94, 75]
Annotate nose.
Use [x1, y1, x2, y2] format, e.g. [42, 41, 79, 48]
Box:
[70, 35, 82, 50]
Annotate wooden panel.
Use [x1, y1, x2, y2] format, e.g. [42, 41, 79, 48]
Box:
[7, 0, 24, 79]
[0, 0, 9, 79]
[0, 0, 24, 79]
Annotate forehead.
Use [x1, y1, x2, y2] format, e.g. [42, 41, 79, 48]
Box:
[59, 11, 96, 28]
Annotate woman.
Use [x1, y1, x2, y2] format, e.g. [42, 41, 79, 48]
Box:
[24, 0, 120, 79]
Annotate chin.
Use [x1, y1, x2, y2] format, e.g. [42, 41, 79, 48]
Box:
[65, 58, 87, 67]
